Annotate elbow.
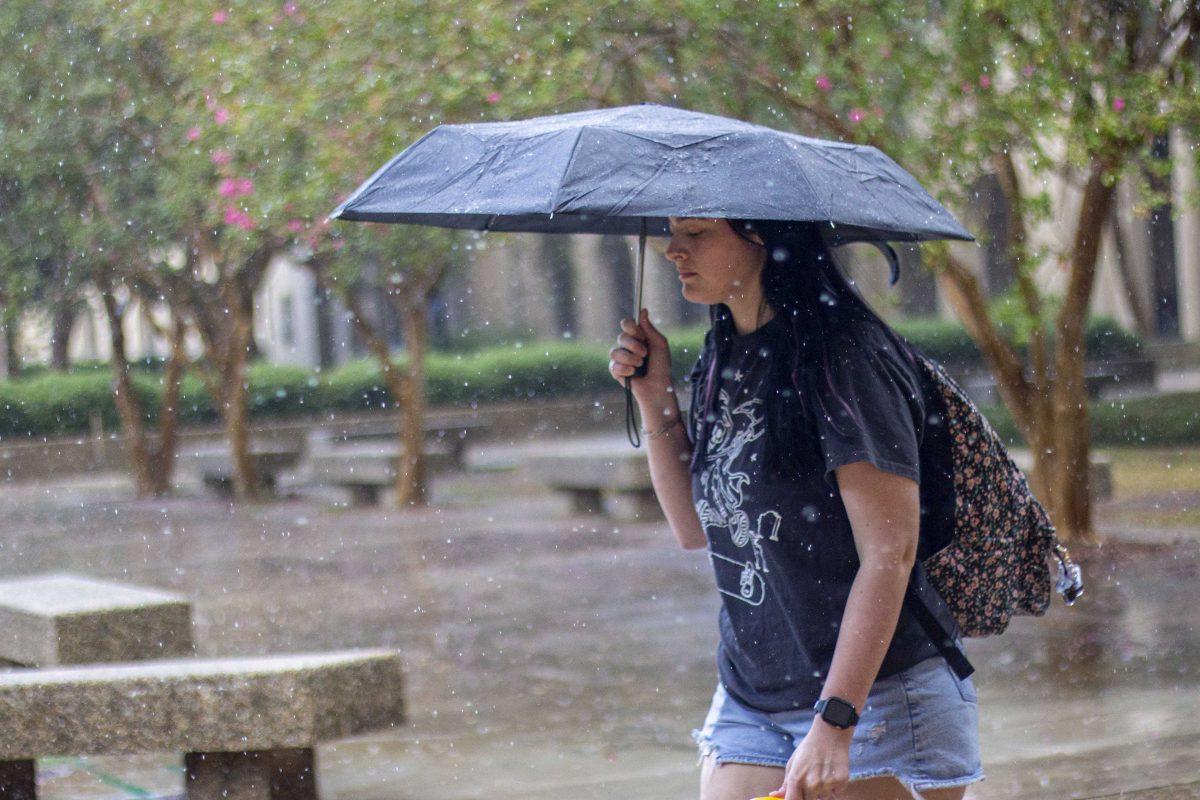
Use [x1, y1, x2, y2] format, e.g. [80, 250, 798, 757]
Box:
[677, 525, 708, 550]
[860, 547, 916, 575]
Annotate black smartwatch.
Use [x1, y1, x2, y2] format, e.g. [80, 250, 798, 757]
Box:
[813, 696, 860, 729]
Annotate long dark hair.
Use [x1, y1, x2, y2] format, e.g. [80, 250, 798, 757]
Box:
[688, 219, 917, 482]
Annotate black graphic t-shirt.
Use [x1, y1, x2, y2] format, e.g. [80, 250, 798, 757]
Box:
[687, 310, 953, 713]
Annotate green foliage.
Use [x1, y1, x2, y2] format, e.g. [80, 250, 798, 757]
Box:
[984, 392, 1200, 449]
[0, 315, 1150, 440]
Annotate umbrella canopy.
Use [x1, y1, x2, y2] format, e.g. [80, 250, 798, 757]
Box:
[330, 103, 974, 247]
[330, 103, 975, 447]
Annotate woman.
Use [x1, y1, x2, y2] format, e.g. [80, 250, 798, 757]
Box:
[607, 217, 983, 800]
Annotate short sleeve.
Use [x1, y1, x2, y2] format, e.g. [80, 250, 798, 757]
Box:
[806, 328, 925, 485]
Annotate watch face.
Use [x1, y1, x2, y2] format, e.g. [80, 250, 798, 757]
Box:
[820, 698, 856, 728]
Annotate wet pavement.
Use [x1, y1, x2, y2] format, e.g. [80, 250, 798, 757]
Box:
[0, 443, 1197, 800]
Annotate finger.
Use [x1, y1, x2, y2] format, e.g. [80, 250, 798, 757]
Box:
[610, 348, 643, 367]
[609, 360, 633, 377]
[617, 333, 648, 356]
[619, 317, 640, 335]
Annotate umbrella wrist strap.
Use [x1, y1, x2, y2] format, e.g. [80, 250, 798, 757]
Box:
[625, 379, 642, 447]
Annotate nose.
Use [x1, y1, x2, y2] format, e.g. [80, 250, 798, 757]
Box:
[665, 236, 687, 265]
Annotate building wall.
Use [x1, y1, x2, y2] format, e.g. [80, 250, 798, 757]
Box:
[253, 254, 321, 368]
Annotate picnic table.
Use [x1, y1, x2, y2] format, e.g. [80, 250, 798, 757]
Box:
[0, 573, 193, 667]
[307, 419, 488, 469]
[303, 439, 457, 506]
[1010, 449, 1114, 501]
[0, 649, 404, 800]
[182, 442, 303, 497]
[521, 435, 662, 521]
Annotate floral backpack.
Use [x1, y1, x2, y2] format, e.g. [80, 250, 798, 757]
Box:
[905, 352, 1085, 679]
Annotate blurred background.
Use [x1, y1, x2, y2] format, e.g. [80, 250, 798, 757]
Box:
[0, 2, 1198, 798]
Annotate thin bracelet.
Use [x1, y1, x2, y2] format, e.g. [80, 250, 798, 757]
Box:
[641, 415, 683, 439]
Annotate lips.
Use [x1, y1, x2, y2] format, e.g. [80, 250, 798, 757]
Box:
[678, 271, 697, 279]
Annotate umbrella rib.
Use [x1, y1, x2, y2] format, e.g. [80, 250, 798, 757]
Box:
[549, 126, 589, 216]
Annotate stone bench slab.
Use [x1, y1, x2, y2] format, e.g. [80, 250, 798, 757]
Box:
[0, 574, 193, 667]
[1010, 450, 1114, 501]
[523, 442, 652, 492]
[181, 445, 303, 496]
[0, 649, 404, 760]
[304, 441, 455, 485]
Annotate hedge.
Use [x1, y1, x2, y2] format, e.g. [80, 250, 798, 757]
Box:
[982, 392, 1200, 448]
[0, 315, 1175, 443]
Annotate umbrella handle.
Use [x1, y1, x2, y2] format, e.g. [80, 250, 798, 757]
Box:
[626, 221, 649, 447]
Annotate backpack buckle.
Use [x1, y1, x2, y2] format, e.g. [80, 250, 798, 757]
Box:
[1053, 544, 1084, 605]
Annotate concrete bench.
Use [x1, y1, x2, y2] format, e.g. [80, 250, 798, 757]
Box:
[0, 649, 404, 800]
[307, 419, 488, 470]
[302, 439, 456, 505]
[0, 573, 193, 668]
[182, 443, 303, 497]
[1009, 449, 1114, 501]
[522, 436, 662, 521]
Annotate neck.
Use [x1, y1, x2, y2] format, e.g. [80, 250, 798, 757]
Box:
[725, 289, 774, 336]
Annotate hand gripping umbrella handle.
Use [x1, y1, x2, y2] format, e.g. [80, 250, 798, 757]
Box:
[626, 219, 648, 448]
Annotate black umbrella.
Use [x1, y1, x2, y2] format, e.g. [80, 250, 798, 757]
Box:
[330, 103, 974, 445]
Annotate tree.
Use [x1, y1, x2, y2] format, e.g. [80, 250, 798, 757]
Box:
[307, 226, 464, 508]
[487, 0, 1200, 542]
[0, 0, 193, 495]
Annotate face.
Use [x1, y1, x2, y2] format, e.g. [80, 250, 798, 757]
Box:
[665, 217, 765, 305]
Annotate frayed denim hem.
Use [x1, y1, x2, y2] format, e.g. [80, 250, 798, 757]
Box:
[910, 768, 986, 793]
[692, 727, 789, 769]
[848, 767, 986, 798]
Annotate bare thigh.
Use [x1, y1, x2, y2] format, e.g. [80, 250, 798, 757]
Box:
[698, 759, 967, 800]
[839, 777, 968, 800]
[698, 753, 783, 800]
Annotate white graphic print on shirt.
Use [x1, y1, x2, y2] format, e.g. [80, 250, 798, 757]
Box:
[695, 387, 783, 607]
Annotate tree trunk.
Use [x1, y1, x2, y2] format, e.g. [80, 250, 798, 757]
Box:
[1042, 158, 1119, 543]
[2, 317, 20, 379]
[222, 306, 260, 500]
[335, 284, 415, 508]
[99, 284, 155, 497]
[50, 301, 76, 372]
[395, 297, 428, 508]
[147, 315, 187, 496]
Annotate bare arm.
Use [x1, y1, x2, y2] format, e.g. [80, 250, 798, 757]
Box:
[770, 460, 920, 799]
[820, 460, 920, 717]
[609, 310, 707, 550]
[636, 388, 707, 549]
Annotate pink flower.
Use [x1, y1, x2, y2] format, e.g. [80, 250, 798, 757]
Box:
[815, 74, 832, 92]
[979, 74, 991, 89]
[1022, 64, 1035, 78]
[848, 108, 865, 124]
[212, 9, 228, 24]
[186, 127, 202, 142]
[960, 81, 973, 93]
[1112, 97, 1125, 112]
[486, 91, 501, 104]
[218, 178, 239, 197]
[210, 149, 232, 166]
[214, 107, 230, 125]
[287, 218, 306, 234]
[237, 178, 254, 195]
[223, 206, 256, 231]
[283, 1, 298, 14]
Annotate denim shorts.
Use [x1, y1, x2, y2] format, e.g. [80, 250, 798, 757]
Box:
[691, 654, 984, 796]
